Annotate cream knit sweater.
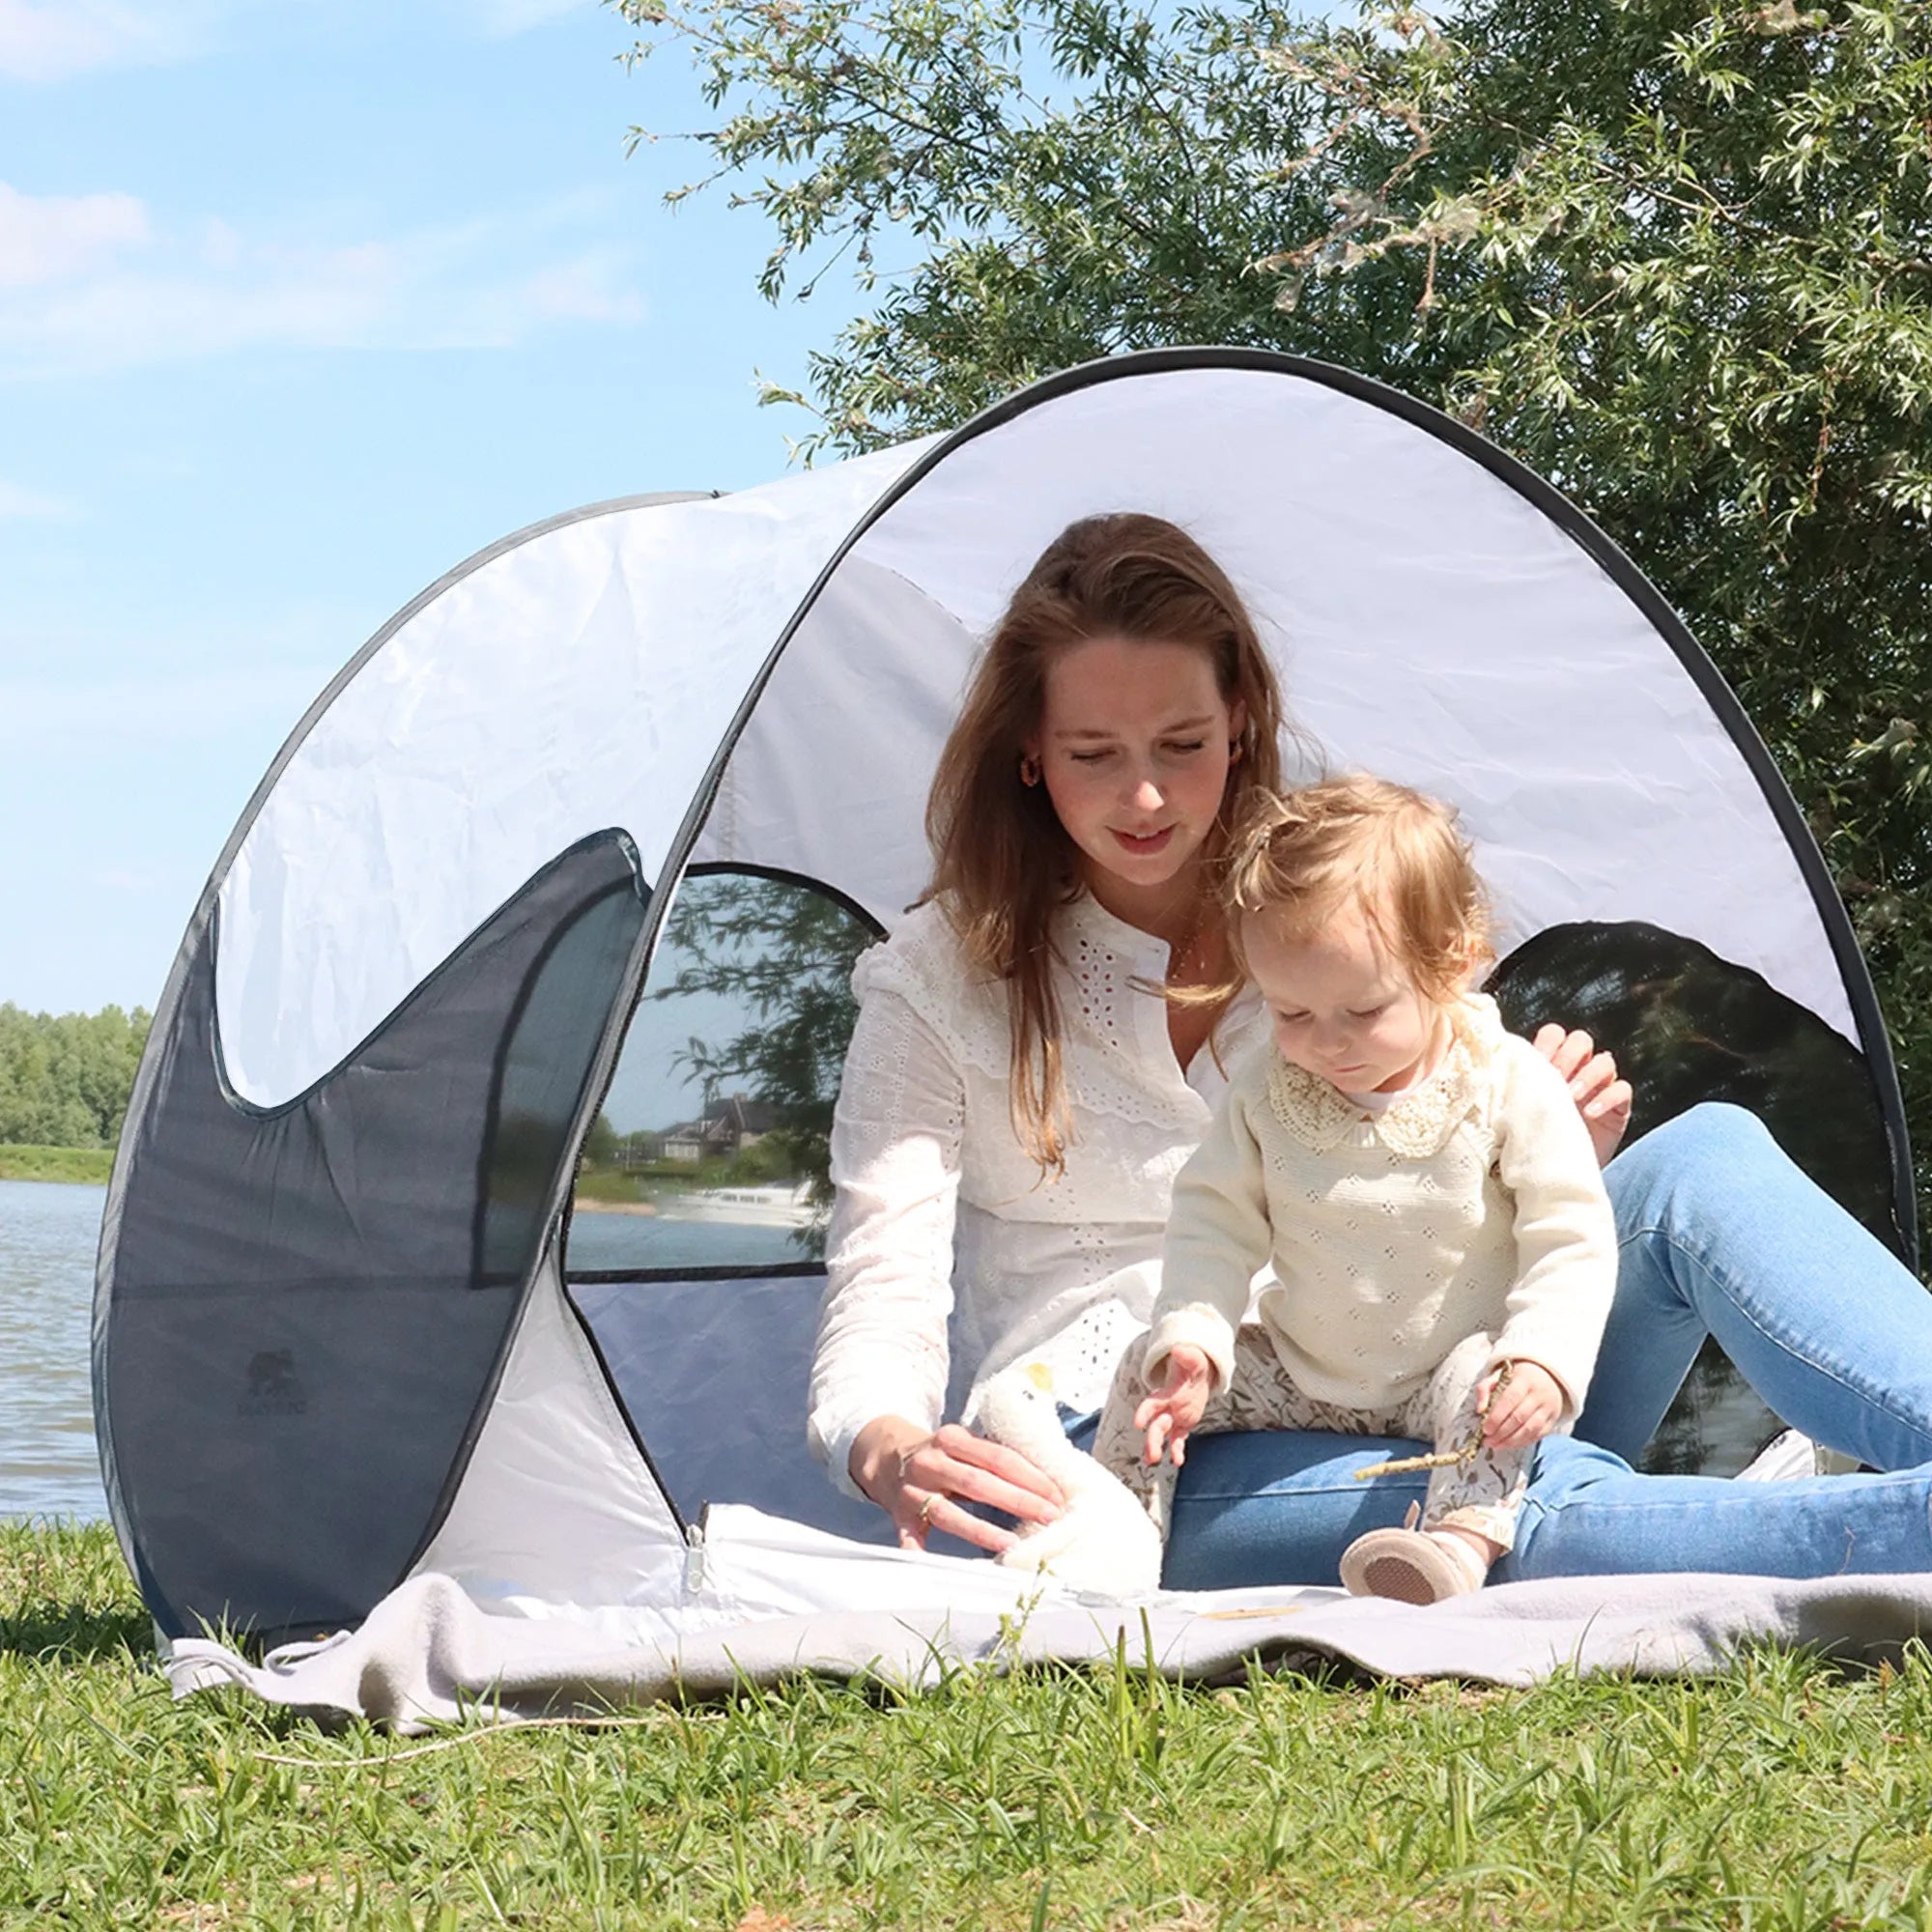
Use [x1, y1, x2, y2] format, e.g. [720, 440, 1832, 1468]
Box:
[1144, 995, 1618, 1417]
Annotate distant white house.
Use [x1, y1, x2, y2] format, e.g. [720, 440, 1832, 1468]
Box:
[659, 1094, 777, 1165]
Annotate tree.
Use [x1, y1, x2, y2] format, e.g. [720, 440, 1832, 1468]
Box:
[583, 1110, 622, 1167]
[652, 874, 876, 1242]
[0, 1004, 153, 1149]
[621, 0, 1932, 1243]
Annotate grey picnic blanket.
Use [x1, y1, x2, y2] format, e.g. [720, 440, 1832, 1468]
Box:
[163, 1568, 1932, 1730]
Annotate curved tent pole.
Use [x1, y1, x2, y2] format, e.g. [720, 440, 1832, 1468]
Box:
[632, 347, 1918, 1271]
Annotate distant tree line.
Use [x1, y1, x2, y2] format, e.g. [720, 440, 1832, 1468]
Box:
[0, 1005, 152, 1150]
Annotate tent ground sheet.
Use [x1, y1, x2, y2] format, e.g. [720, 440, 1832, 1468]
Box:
[160, 1513, 1932, 1730]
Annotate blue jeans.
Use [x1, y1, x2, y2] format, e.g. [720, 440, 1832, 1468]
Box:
[1160, 1103, 1932, 1587]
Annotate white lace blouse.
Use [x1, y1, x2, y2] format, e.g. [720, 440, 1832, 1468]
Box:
[807, 893, 1266, 1500]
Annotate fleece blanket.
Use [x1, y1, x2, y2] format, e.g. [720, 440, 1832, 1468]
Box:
[164, 1565, 1932, 1731]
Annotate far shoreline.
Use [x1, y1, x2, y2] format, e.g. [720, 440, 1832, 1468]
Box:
[0, 1146, 114, 1186]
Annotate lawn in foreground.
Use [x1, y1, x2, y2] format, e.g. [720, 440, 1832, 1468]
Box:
[5, 1521, 1932, 1931]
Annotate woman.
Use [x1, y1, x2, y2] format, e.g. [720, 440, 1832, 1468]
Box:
[807, 512, 1932, 1584]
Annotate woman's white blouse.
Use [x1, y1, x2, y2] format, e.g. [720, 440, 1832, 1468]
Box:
[808, 894, 1267, 1499]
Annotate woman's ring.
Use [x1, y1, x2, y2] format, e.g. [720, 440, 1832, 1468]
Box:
[918, 1494, 937, 1527]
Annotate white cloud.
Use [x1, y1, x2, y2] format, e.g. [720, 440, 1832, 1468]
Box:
[466, 0, 595, 36]
[0, 477, 74, 518]
[481, 246, 648, 327]
[0, 183, 150, 289]
[0, 184, 647, 378]
[0, 0, 214, 81]
[197, 217, 244, 270]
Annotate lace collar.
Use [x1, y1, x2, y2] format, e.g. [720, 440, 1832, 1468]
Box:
[1264, 995, 1504, 1157]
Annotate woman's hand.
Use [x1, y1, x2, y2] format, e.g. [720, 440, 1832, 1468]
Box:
[849, 1414, 1065, 1555]
[1478, 1361, 1564, 1451]
[1532, 1024, 1634, 1167]
[1134, 1344, 1215, 1468]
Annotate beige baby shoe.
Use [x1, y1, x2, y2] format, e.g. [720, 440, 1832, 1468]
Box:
[1339, 1527, 1489, 1605]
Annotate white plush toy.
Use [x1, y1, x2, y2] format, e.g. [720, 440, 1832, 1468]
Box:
[974, 1361, 1165, 1599]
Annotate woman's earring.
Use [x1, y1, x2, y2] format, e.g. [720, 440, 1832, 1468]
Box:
[1228, 738, 1244, 764]
[1019, 754, 1041, 787]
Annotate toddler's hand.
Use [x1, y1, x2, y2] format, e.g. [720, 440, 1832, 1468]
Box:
[1135, 1344, 1215, 1467]
[1479, 1360, 1563, 1450]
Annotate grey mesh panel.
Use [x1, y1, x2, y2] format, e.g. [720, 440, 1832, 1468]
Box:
[1489, 919, 1904, 1474]
[99, 834, 647, 1640]
[571, 1274, 895, 1545]
[1488, 922, 1899, 1248]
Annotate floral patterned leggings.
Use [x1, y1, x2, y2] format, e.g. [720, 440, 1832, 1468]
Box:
[1091, 1326, 1534, 1550]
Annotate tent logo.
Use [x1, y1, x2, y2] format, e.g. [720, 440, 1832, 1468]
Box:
[239, 1350, 307, 1418]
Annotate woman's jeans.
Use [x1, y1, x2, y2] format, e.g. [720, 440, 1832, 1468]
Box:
[1159, 1103, 1932, 1587]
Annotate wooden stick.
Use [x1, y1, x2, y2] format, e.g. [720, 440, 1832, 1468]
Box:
[1350, 1445, 1469, 1479]
[1351, 1360, 1515, 1482]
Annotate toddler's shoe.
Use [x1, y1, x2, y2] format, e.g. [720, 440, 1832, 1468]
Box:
[1339, 1527, 1488, 1605]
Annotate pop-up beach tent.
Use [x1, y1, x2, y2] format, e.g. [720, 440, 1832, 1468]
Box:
[95, 350, 1918, 1673]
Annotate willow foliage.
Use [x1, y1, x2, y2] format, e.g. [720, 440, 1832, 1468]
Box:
[0, 1004, 151, 1151]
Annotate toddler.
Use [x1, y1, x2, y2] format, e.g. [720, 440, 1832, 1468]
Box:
[1093, 777, 1618, 1604]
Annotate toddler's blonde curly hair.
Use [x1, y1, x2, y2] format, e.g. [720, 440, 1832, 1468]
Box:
[1222, 776, 1494, 1006]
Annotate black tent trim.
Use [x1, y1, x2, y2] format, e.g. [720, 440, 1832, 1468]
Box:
[639, 346, 1917, 1268]
[570, 1261, 830, 1287]
[681, 860, 891, 940]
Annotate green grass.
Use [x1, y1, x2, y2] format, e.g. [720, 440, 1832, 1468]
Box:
[7, 1520, 1932, 1930]
[574, 1151, 807, 1207]
[0, 1144, 113, 1184]
[573, 1164, 658, 1205]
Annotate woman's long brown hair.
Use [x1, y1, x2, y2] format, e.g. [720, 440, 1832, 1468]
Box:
[923, 513, 1291, 1177]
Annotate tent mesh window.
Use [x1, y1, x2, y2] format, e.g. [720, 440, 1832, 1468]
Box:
[566, 866, 892, 1541]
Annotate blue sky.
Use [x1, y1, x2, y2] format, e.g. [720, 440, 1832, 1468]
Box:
[1, 0, 858, 1036]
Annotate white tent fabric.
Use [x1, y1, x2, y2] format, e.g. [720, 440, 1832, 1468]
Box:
[215, 440, 935, 1107]
[216, 363, 1851, 1112]
[409, 1255, 689, 1637]
[719, 369, 1840, 1011]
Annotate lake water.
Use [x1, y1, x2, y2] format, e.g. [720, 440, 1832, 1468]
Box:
[0, 1179, 107, 1522]
[564, 1203, 811, 1274]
